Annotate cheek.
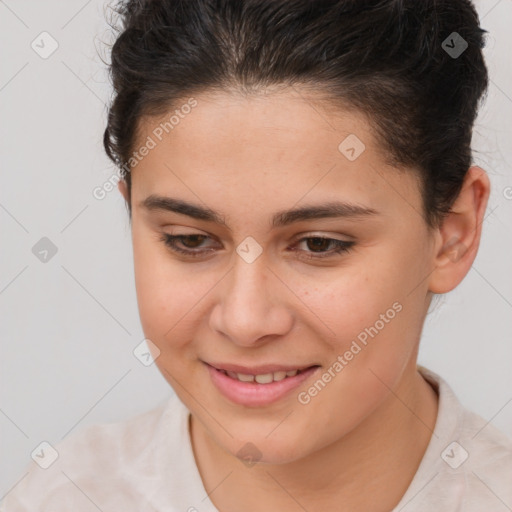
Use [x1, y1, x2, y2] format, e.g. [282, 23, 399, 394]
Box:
[131, 230, 209, 347]
[133, 238, 167, 333]
[289, 265, 404, 344]
[289, 251, 424, 383]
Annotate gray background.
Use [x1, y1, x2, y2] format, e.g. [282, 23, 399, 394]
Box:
[1, 0, 511, 496]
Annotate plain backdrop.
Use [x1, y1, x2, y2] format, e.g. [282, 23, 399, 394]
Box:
[1, 0, 511, 496]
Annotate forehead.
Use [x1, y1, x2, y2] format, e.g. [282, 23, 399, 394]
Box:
[130, 89, 423, 224]
[137, 88, 382, 160]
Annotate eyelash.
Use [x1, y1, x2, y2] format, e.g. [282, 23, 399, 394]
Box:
[159, 233, 355, 260]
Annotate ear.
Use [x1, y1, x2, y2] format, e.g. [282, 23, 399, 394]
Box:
[118, 179, 130, 204]
[428, 166, 490, 294]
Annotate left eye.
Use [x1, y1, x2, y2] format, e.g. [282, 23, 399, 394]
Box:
[293, 236, 355, 259]
[159, 233, 355, 259]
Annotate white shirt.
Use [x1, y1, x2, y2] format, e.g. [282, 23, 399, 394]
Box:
[1, 367, 511, 511]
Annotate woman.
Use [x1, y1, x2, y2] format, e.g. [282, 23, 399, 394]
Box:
[2, 0, 511, 510]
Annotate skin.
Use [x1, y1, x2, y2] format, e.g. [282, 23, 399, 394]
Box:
[118, 88, 490, 512]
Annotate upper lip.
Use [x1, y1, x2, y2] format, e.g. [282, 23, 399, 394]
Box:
[205, 361, 319, 375]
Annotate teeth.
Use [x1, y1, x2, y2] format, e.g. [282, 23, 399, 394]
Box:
[221, 368, 304, 383]
[237, 373, 255, 382]
[255, 373, 273, 384]
[273, 371, 287, 381]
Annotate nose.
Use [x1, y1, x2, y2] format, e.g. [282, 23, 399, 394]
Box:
[209, 255, 294, 347]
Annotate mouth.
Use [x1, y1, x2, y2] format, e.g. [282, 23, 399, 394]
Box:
[204, 361, 321, 406]
[211, 365, 315, 384]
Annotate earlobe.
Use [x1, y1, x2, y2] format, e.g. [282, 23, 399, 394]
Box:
[428, 166, 490, 294]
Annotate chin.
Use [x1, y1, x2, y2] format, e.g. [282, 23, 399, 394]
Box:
[230, 437, 311, 466]
[212, 421, 315, 466]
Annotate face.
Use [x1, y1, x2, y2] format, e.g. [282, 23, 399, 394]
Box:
[125, 88, 437, 464]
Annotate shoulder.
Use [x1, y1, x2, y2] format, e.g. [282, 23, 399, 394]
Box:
[415, 367, 512, 510]
[455, 405, 512, 506]
[0, 394, 184, 512]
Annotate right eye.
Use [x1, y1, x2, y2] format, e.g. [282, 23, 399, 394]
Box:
[159, 233, 218, 258]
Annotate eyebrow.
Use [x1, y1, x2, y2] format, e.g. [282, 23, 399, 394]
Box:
[140, 195, 379, 228]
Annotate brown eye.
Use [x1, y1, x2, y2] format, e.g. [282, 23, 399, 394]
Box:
[159, 233, 216, 258]
[293, 236, 355, 259]
[306, 237, 332, 252]
[179, 234, 208, 248]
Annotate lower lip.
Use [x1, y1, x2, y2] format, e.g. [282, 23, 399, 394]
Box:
[205, 363, 320, 407]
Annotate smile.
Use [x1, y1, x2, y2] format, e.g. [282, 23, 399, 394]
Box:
[204, 362, 320, 407]
[219, 368, 306, 383]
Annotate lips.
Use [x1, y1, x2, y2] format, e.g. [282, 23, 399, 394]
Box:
[225, 368, 307, 383]
[207, 362, 318, 382]
[204, 361, 321, 406]
[207, 362, 317, 375]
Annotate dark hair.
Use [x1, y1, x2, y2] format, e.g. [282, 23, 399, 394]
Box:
[103, 0, 489, 228]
